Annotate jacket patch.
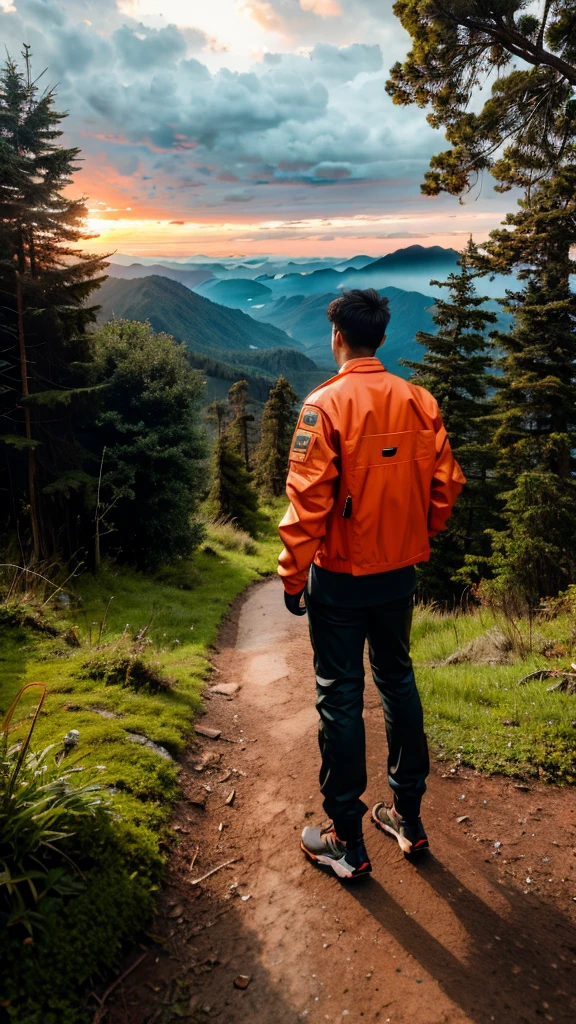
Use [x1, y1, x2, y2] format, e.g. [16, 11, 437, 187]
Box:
[302, 407, 319, 427]
[290, 429, 315, 462]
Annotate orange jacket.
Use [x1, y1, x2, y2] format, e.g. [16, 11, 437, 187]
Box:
[278, 357, 465, 594]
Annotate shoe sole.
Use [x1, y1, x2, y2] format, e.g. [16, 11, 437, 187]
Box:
[371, 809, 429, 856]
[300, 842, 372, 880]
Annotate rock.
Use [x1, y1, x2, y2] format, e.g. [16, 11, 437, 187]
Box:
[210, 682, 240, 696]
[125, 733, 173, 760]
[225, 788, 236, 806]
[234, 975, 251, 990]
[457, 815, 470, 824]
[189, 792, 208, 809]
[195, 725, 221, 739]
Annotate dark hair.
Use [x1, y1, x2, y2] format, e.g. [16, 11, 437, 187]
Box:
[327, 289, 391, 351]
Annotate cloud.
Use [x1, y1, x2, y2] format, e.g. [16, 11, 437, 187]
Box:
[223, 190, 255, 202]
[113, 22, 189, 68]
[0, 0, 513, 245]
[300, 0, 341, 16]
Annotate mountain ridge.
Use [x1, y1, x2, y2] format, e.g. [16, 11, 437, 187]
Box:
[95, 275, 303, 355]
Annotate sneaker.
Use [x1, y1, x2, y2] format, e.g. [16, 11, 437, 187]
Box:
[300, 825, 372, 879]
[371, 802, 429, 855]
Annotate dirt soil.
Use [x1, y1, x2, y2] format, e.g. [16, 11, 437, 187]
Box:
[104, 578, 576, 1024]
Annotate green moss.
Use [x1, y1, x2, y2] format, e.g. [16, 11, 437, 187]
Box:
[0, 503, 284, 1022]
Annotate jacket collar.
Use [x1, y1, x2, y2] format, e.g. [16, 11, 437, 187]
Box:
[338, 357, 386, 375]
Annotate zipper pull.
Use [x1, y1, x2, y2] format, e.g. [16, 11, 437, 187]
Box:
[342, 495, 352, 519]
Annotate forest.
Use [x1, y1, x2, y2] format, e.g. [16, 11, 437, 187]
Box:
[1, 0, 575, 1020]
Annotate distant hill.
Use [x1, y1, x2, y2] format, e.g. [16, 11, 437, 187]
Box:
[194, 277, 273, 309]
[366, 245, 460, 273]
[256, 245, 463, 300]
[95, 276, 302, 355]
[106, 262, 212, 290]
[250, 286, 437, 376]
[333, 255, 377, 271]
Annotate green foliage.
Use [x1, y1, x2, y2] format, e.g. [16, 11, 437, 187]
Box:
[479, 164, 576, 600]
[388, 1, 576, 195]
[89, 319, 208, 568]
[412, 605, 576, 783]
[0, 737, 105, 936]
[81, 635, 173, 694]
[254, 375, 299, 497]
[402, 238, 498, 601]
[207, 431, 260, 536]
[0, 49, 108, 562]
[0, 508, 282, 1021]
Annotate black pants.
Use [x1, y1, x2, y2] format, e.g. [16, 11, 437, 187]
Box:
[306, 592, 429, 842]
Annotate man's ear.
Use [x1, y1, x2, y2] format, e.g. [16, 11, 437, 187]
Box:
[376, 334, 386, 350]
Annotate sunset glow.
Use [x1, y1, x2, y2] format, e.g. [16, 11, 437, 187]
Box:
[2, 0, 515, 258]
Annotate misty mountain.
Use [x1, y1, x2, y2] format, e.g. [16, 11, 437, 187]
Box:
[250, 286, 436, 376]
[193, 277, 273, 309]
[333, 255, 376, 271]
[95, 276, 303, 355]
[255, 245, 462, 299]
[106, 262, 213, 289]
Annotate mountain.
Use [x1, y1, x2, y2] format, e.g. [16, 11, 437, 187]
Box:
[249, 286, 436, 376]
[366, 245, 460, 273]
[95, 276, 303, 355]
[185, 348, 324, 404]
[333, 255, 376, 271]
[193, 277, 273, 309]
[106, 262, 213, 289]
[255, 245, 462, 299]
[255, 245, 515, 301]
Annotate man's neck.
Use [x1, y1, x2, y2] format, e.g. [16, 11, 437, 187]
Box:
[336, 348, 378, 369]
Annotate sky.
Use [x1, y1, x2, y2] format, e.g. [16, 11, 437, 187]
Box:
[1, 0, 518, 258]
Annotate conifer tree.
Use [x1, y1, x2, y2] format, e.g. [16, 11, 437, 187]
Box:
[205, 398, 228, 439]
[227, 380, 254, 469]
[480, 162, 576, 601]
[207, 430, 260, 537]
[388, 1, 576, 196]
[401, 237, 498, 601]
[0, 49, 107, 561]
[254, 375, 299, 497]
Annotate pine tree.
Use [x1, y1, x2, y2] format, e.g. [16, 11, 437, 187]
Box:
[254, 375, 299, 497]
[401, 237, 498, 601]
[204, 399, 228, 439]
[89, 321, 207, 568]
[0, 49, 107, 562]
[226, 380, 254, 469]
[388, 1, 576, 196]
[480, 162, 576, 601]
[207, 431, 260, 537]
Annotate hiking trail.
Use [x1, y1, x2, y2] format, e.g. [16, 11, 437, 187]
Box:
[106, 578, 576, 1024]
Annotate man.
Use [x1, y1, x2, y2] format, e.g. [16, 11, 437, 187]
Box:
[278, 288, 465, 880]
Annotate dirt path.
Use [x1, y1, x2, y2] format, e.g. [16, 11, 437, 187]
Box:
[106, 578, 576, 1024]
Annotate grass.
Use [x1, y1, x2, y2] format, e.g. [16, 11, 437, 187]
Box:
[0, 503, 283, 1023]
[412, 604, 576, 783]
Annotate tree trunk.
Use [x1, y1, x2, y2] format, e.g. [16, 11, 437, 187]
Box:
[16, 272, 42, 562]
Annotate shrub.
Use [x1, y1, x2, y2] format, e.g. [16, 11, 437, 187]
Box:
[81, 635, 173, 693]
[0, 685, 108, 938]
[208, 517, 258, 556]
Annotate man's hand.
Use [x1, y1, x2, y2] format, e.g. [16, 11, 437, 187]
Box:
[284, 588, 307, 616]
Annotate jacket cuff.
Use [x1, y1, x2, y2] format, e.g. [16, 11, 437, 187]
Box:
[279, 571, 307, 595]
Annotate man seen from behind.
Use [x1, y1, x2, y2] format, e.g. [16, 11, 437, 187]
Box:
[278, 288, 465, 879]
